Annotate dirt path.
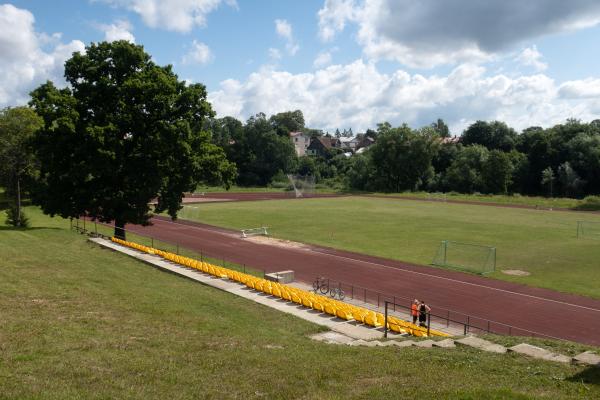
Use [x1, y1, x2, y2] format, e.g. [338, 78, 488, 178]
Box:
[122, 216, 600, 346]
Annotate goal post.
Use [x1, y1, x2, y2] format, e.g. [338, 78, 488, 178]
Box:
[432, 240, 496, 274]
[577, 221, 600, 239]
[287, 174, 315, 198]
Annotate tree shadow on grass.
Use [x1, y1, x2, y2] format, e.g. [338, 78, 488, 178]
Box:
[568, 366, 600, 386]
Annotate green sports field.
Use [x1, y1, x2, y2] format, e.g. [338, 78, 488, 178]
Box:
[1, 208, 599, 399]
[177, 196, 600, 298]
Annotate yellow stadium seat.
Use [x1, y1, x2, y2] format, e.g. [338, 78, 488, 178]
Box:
[291, 293, 302, 304]
[324, 304, 336, 316]
[301, 296, 313, 308]
[336, 309, 353, 321]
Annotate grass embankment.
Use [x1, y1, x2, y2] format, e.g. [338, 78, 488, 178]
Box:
[177, 197, 600, 298]
[1, 207, 599, 399]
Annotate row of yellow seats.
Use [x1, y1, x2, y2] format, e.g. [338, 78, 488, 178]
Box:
[111, 237, 448, 338]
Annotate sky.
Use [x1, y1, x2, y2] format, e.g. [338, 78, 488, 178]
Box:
[2, 0, 600, 134]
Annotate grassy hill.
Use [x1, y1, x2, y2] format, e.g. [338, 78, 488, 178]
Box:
[0, 207, 599, 399]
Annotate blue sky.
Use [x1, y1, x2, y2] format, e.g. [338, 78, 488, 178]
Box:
[2, 1, 600, 133]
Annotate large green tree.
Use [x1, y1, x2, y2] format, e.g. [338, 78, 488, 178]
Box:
[368, 123, 438, 192]
[0, 106, 44, 226]
[29, 41, 235, 238]
[462, 120, 517, 151]
[229, 113, 297, 186]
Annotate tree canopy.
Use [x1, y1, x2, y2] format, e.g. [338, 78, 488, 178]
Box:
[0, 106, 44, 226]
[29, 41, 235, 238]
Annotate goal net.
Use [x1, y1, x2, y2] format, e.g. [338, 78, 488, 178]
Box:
[432, 240, 496, 274]
[287, 174, 315, 198]
[577, 221, 600, 239]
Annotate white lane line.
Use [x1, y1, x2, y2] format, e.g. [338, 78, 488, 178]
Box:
[150, 217, 600, 313]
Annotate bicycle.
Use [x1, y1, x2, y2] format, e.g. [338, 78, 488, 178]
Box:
[312, 276, 329, 294]
[329, 286, 345, 300]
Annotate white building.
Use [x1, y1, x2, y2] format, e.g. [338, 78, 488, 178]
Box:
[289, 131, 310, 156]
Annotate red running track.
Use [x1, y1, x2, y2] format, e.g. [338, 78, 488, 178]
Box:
[123, 216, 600, 346]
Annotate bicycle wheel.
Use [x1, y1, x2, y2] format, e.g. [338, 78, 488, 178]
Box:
[338, 290, 345, 301]
[319, 283, 329, 295]
[329, 288, 337, 298]
[312, 280, 319, 292]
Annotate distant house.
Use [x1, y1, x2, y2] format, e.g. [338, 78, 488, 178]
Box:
[440, 135, 460, 144]
[356, 135, 375, 150]
[289, 131, 311, 156]
[338, 136, 360, 151]
[306, 136, 340, 157]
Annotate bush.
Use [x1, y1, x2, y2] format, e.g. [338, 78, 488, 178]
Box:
[573, 196, 600, 211]
[5, 206, 30, 227]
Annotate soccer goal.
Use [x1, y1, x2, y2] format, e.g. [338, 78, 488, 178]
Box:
[287, 174, 315, 198]
[432, 240, 496, 274]
[577, 221, 600, 239]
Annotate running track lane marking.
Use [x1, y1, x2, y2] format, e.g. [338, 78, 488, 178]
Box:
[150, 218, 600, 314]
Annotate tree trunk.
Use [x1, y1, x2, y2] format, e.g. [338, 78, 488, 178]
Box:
[16, 175, 21, 227]
[114, 218, 126, 240]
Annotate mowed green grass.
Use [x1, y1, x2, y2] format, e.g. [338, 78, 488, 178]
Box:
[1, 208, 600, 399]
[177, 197, 600, 298]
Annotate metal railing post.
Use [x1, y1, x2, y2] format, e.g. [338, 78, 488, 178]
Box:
[351, 285, 354, 299]
[364, 288, 366, 303]
[447, 310, 450, 327]
[377, 293, 380, 308]
[176, 244, 179, 255]
[427, 313, 431, 337]
[384, 301, 389, 338]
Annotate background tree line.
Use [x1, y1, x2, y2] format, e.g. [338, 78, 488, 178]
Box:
[205, 112, 600, 198]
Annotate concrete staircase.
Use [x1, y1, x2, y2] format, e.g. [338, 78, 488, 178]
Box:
[311, 331, 600, 367]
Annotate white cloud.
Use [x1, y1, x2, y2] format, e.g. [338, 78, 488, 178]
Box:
[275, 19, 292, 40]
[0, 4, 85, 107]
[516, 46, 547, 71]
[182, 40, 213, 65]
[559, 79, 600, 99]
[98, 0, 237, 32]
[99, 19, 135, 42]
[275, 19, 299, 56]
[313, 51, 332, 68]
[268, 48, 282, 61]
[318, 0, 357, 41]
[209, 59, 600, 133]
[317, 0, 600, 68]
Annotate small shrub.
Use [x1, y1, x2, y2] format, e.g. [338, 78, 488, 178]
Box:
[5, 206, 30, 228]
[573, 196, 600, 211]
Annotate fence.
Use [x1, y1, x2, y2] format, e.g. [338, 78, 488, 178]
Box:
[71, 217, 265, 278]
[314, 276, 562, 341]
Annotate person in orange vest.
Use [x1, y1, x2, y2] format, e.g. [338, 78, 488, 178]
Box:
[411, 299, 419, 324]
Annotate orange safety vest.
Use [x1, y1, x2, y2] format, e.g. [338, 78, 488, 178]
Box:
[411, 303, 418, 316]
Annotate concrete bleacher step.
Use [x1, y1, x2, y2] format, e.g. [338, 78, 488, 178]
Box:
[573, 351, 600, 366]
[414, 339, 436, 348]
[455, 336, 507, 354]
[508, 343, 571, 363]
[433, 338, 456, 348]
